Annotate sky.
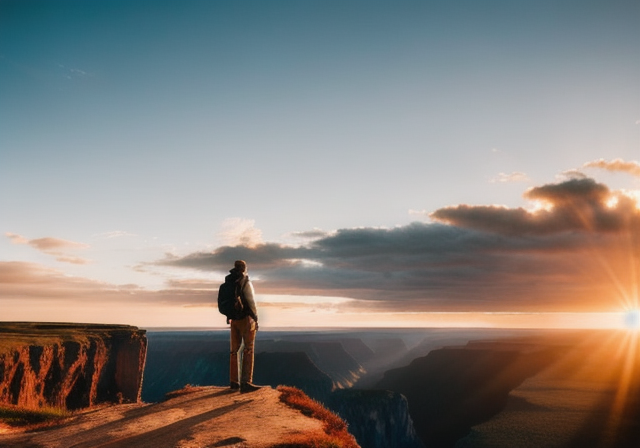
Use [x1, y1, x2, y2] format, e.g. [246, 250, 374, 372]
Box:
[1, 0, 639, 329]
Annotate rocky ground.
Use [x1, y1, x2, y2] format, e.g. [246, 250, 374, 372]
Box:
[0, 386, 328, 448]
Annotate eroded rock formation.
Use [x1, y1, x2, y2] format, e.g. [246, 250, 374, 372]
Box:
[0, 322, 147, 410]
[329, 389, 425, 448]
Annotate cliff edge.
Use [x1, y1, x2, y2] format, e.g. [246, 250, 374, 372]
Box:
[0, 385, 360, 448]
[0, 322, 147, 410]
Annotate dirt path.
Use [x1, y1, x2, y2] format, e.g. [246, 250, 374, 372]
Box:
[0, 386, 326, 448]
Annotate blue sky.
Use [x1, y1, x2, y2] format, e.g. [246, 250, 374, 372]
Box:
[1, 0, 639, 328]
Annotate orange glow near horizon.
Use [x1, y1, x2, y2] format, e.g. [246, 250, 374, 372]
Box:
[1, 298, 635, 330]
[579, 213, 639, 328]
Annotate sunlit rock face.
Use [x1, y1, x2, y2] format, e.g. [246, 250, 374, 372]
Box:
[329, 389, 425, 448]
[0, 322, 147, 410]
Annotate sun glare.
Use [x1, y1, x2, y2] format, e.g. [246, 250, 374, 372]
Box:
[623, 189, 640, 209]
[605, 195, 619, 208]
[529, 199, 553, 214]
[623, 309, 640, 331]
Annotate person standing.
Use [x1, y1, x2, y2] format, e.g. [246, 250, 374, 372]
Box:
[225, 260, 261, 393]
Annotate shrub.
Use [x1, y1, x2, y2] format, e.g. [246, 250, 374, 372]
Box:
[164, 384, 205, 399]
[0, 405, 70, 428]
[275, 386, 359, 448]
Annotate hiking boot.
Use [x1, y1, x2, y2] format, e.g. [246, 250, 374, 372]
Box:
[240, 382, 263, 393]
[229, 381, 240, 390]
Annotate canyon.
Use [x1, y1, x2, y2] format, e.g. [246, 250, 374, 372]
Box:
[0, 322, 147, 410]
[4, 325, 637, 448]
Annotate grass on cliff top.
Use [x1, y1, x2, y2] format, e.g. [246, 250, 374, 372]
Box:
[275, 386, 359, 448]
[0, 405, 71, 428]
[0, 322, 144, 353]
[164, 384, 206, 399]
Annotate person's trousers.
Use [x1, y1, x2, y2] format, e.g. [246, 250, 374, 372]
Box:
[229, 316, 256, 384]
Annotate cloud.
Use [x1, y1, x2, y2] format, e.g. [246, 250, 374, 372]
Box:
[217, 218, 263, 248]
[6, 232, 28, 245]
[153, 243, 311, 272]
[56, 63, 92, 82]
[95, 231, 137, 239]
[6, 233, 91, 264]
[489, 172, 531, 183]
[152, 177, 640, 314]
[0, 261, 213, 305]
[290, 229, 331, 239]
[6, 175, 637, 317]
[54, 256, 92, 265]
[28, 237, 90, 252]
[165, 278, 218, 290]
[0, 261, 113, 299]
[557, 169, 588, 181]
[583, 158, 640, 177]
[431, 178, 639, 235]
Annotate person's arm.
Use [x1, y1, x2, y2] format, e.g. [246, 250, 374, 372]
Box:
[242, 279, 258, 323]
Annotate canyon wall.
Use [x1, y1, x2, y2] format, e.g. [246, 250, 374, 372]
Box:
[0, 322, 147, 410]
[143, 332, 347, 403]
[142, 331, 417, 448]
[375, 342, 567, 448]
[329, 389, 424, 448]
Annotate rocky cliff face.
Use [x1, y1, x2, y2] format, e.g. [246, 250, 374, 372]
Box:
[375, 343, 566, 448]
[259, 339, 365, 388]
[0, 322, 147, 410]
[329, 389, 424, 448]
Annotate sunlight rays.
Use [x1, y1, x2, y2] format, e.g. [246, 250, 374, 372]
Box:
[555, 330, 640, 447]
[602, 330, 640, 446]
[561, 183, 640, 314]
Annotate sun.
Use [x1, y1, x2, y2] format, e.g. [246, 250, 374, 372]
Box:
[623, 309, 640, 331]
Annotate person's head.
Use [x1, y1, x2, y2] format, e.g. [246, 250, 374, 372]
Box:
[234, 260, 247, 273]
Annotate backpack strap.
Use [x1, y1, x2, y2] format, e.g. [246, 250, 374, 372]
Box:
[236, 275, 249, 300]
[236, 275, 249, 302]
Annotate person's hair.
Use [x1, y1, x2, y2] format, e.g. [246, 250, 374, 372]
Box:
[234, 260, 247, 272]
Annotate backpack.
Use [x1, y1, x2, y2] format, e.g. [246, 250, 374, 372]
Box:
[217, 277, 246, 320]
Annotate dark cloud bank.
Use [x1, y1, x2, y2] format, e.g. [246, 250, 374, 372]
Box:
[157, 178, 640, 312]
